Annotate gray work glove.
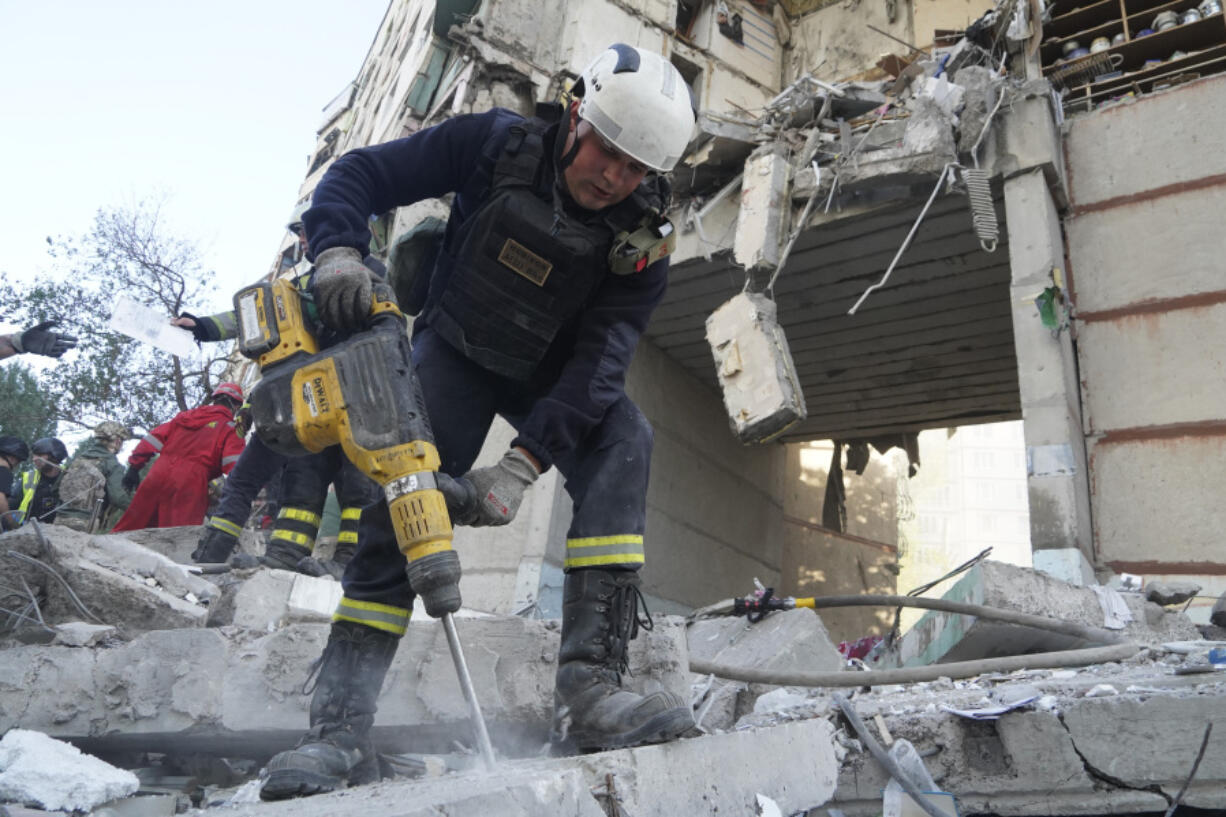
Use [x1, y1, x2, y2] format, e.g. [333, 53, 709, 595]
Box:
[313, 247, 374, 330]
[453, 449, 539, 527]
[14, 320, 78, 358]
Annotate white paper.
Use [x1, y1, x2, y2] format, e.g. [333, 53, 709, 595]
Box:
[940, 695, 1039, 720]
[107, 294, 197, 358]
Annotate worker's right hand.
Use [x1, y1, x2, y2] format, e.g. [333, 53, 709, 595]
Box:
[122, 466, 142, 492]
[313, 247, 373, 330]
[14, 320, 78, 358]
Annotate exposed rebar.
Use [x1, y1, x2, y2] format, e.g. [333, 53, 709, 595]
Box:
[7, 528, 105, 624]
[834, 694, 951, 817]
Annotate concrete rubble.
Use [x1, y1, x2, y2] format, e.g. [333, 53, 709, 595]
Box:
[3, 5, 1223, 811]
[880, 560, 1202, 667]
[1, 520, 1225, 815]
[0, 729, 139, 812]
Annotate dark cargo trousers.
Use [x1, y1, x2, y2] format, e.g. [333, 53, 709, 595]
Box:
[208, 435, 379, 550]
[334, 326, 653, 633]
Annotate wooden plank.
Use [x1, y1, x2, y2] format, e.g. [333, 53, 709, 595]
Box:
[651, 279, 1010, 358]
[663, 289, 1013, 366]
[801, 358, 1020, 400]
[778, 409, 1022, 443]
[665, 311, 1014, 372]
[795, 338, 1018, 383]
[658, 204, 996, 314]
[651, 243, 1009, 330]
[803, 375, 1021, 417]
[802, 387, 1022, 427]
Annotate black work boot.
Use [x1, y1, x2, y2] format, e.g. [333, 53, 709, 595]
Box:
[260, 620, 399, 800]
[261, 507, 319, 570]
[191, 526, 238, 563]
[261, 536, 313, 571]
[301, 512, 361, 579]
[553, 569, 694, 751]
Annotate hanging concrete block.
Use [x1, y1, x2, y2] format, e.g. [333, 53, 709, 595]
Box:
[705, 292, 807, 443]
[733, 144, 789, 270]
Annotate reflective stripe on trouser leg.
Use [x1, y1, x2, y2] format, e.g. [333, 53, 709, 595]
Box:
[548, 396, 654, 574]
[213, 435, 286, 530]
[333, 595, 410, 636]
[565, 535, 645, 569]
[338, 506, 362, 546]
[207, 516, 243, 537]
[270, 506, 320, 558]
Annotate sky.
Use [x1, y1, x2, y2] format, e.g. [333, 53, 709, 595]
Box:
[0, 0, 391, 324]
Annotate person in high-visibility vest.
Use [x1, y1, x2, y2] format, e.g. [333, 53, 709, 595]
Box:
[6, 437, 68, 528]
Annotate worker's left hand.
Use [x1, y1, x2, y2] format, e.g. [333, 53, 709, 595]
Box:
[454, 448, 539, 527]
[14, 320, 78, 358]
[122, 466, 142, 492]
[313, 247, 374, 330]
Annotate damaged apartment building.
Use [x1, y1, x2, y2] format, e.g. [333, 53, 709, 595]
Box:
[3, 0, 1226, 814]
[276, 0, 1226, 630]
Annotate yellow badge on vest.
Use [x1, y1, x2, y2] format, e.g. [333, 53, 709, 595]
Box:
[498, 238, 552, 286]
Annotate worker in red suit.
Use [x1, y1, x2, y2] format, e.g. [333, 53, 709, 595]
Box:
[112, 382, 246, 531]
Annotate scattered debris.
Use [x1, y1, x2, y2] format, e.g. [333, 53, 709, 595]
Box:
[1146, 581, 1202, 607]
[0, 729, 139, 812]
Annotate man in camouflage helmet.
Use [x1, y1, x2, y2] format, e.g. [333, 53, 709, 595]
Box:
[57, 421, 134, 533]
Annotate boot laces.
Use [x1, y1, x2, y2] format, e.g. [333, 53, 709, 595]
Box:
[606, 577, 655, 676]
[302, 623, 367, 695]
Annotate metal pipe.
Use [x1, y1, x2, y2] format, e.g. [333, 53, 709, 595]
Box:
[442, 612, 497, 770]
[833, 694, 951, 817]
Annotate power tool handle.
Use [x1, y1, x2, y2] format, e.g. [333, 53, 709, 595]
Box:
[436, 472, 479, 522]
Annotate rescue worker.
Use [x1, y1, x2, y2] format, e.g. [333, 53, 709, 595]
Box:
[7, 437, 68, 528]
[176, 206, 382, 576]
[56, 421, 134, 533]
[0, 321, 77, 361]
[260, 45, 696, 800]
[0, 436, 30, 529]
[112, 383, 247, 531]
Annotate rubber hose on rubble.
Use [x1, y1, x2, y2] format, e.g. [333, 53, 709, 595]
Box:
[688, 594, 1141, 687]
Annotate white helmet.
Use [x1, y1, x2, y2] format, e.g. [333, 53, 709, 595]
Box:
[286, 199, 310, 232]
[576, 44, 695, 173]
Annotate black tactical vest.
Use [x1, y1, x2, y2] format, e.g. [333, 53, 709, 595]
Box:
[425, 118, 663, 381]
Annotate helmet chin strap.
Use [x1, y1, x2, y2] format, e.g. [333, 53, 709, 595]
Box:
[556, 114, 582, 174]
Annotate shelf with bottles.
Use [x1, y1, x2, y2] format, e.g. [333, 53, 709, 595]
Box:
[1059, 40, 1226, 111]
[1089, 41, 1226, 94]
[1045, 0, 1127, 40]
[1041, 19, 1128, 64]
[1046, 9, 1226, 83]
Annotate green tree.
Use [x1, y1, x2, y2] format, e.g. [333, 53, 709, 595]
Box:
[0, 363, 56, 443]
[0, 200, 233, 433]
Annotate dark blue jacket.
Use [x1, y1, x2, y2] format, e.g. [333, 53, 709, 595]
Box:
[303, 108, 669, 472]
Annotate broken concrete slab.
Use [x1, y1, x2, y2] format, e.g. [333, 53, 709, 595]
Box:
[210, 569, 341, 631]
[1, 526, 214, 633]
[733, 143, 789, 271]
[881, 561, 1201, 668]
[838, 106, 956, 191]
[829, 662, 1226, 815]
[53, 622, 117, 647]
[0, 729, 139, 812]
[576, 717, 838, 816]
[1033, 547, 1097, 587]
[1146, 580, 1202, 606]
[211, 718, 838, 817]
[688, 608, 842, 731]
[202, 765, 606, 817]
[115, 524, 265, 564]
[1, 616, 689, 760]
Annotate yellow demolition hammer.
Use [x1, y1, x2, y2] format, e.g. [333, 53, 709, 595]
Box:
[232, 276, 495, 768]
